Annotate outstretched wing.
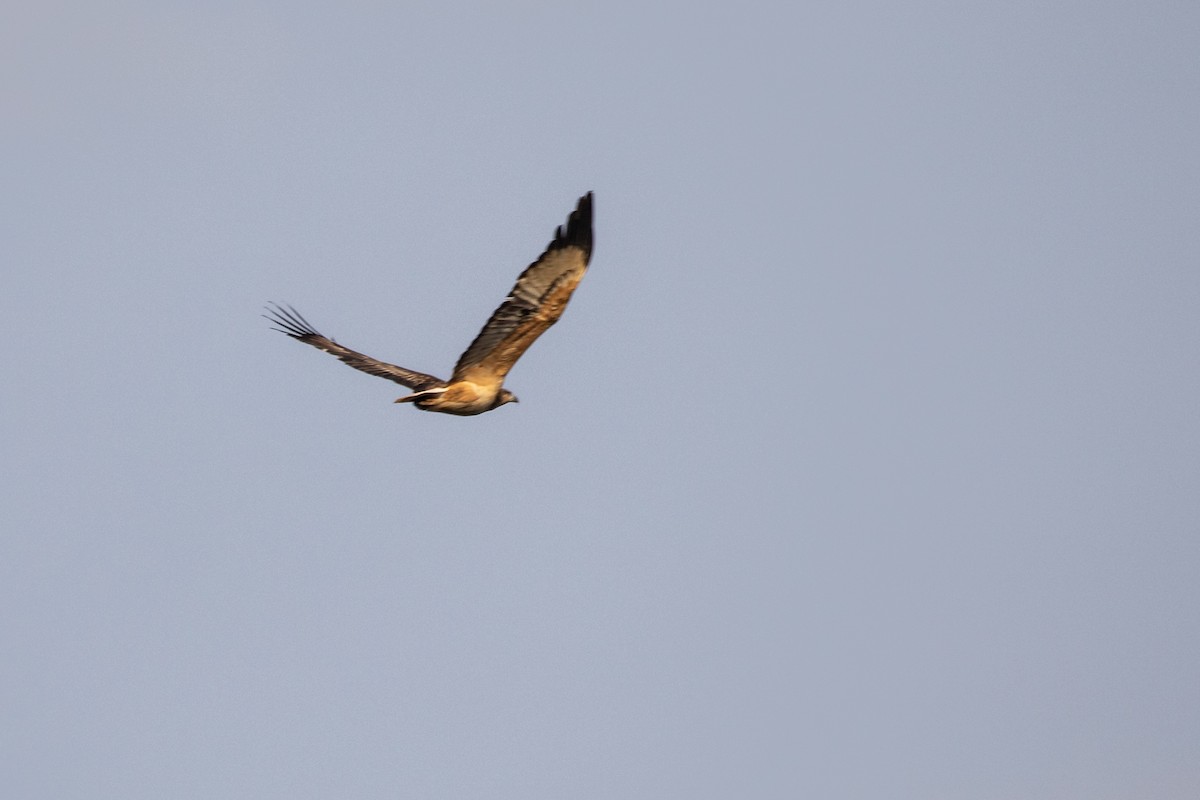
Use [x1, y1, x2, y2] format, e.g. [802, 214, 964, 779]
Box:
[450, 192, 593, 387]
[265, 303, 445, 390]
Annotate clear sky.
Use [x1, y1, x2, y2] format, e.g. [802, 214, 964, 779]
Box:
[4, 2, 1199, 798]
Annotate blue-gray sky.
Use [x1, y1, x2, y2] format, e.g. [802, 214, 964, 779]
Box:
[4, 2, 1199, 798]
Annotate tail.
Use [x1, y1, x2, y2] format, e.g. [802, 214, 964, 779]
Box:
[394, 387, 448, 404]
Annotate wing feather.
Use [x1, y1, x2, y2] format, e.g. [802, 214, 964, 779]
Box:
[264, 303, 445, 390]
[451, 192, 593, 386]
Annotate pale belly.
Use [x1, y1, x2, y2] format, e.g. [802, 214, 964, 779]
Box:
[414, 382, 499, 416]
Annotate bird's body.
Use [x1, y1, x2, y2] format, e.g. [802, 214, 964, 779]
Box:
[267, 192, 593, 416]
[399, 381, 514, 416]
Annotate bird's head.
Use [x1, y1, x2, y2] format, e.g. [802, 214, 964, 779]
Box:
[497, 389, 519, 408]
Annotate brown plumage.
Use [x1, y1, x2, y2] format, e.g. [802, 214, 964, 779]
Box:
[266, 192, 593, 416]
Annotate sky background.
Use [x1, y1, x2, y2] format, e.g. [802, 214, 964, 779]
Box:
[4, 2, 1199, 798]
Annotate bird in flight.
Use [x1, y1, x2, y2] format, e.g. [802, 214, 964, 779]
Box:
[266, 192, 593, 416]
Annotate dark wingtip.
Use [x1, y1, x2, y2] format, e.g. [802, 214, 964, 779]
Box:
[263, 302, 323, 340]
[550, 191, 593, 259]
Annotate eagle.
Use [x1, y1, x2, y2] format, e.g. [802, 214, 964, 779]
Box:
[266, 192, 593, 416]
